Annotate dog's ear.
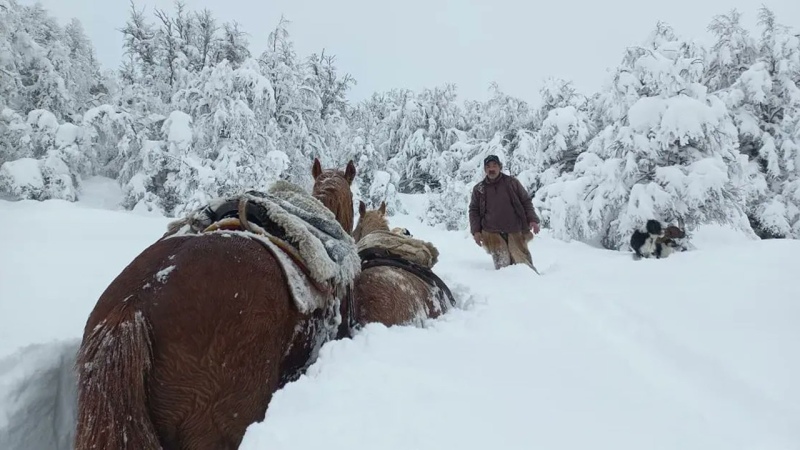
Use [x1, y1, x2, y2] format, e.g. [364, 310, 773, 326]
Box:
[378, 201, 386, 215]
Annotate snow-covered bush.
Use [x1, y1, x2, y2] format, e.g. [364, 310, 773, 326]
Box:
[424, 176, 471, 231]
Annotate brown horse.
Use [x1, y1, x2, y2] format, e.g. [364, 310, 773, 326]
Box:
[352, 200, 455, 328]
[74, 158, 358, 450]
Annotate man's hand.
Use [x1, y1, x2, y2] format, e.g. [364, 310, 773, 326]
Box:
[473, 232, 482, 246]
[530, 222, 540, 234]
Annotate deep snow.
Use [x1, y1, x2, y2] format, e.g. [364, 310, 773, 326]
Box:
[0, 177, 799, 449]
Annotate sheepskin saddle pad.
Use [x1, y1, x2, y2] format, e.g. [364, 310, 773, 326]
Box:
[162, 180, 361, 314]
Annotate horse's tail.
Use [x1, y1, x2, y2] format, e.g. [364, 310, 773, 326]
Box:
[74, 299, 161, 450]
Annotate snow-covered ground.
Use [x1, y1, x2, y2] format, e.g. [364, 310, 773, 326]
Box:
[1, 177, 799, 450]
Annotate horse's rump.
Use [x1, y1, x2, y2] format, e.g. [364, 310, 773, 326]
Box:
[352, 265, 432, 326]
[359, 247, 455, 308]
[78, 233, 335, 449]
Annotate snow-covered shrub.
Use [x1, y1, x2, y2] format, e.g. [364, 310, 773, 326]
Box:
[424, 176, 470, 231]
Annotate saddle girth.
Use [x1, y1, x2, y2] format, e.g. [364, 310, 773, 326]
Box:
[358, 247, 456, 307]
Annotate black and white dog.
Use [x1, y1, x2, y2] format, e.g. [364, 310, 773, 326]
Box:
[629, 219, 688, 260]
[630, 219, 664, 260]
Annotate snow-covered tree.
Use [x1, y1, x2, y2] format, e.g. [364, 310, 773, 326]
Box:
[704, 9, 759, 92]
[2, 0, 798, 245]
[0, 109, 91, 201]
[0, 0, 102, 119]
[713, 7, 800, 238]
[537, 22, 753, 249]
[519, 78, 595, 195]
[423, 175, 470, 231]
[382, 84, 466, 192]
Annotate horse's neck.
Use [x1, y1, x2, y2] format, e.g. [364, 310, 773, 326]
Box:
[313, 193, 351, 233]
[369, 225, 389, 235]
[359, 217, 389, 238]
[338, 211, 353, 235]
[330, 204, 353, 234]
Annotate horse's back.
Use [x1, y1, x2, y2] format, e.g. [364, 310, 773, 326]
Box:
[354, 265, 446, 327]
[83, 232, 298, 449]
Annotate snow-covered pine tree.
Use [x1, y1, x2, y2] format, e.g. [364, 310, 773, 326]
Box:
[538, 22, 752, 249]
[384, 84, 465, 193]
[305, 50, 355, 121]
[0, 1, 106, 200]
[704, 9, 759, 92]
[713, 7, 800, 238]
[63, 19, 106, 114]
[344, 95, 405, 215]
[0, 0, 103, 120]
[218, 21, 251, 68]
[0, 109, 92, 201]
[423, 175, 470, 231]
[258, 17, 324, 190]
[302, 48, 359, 184]
[81, 104, 142, 180]
[524, 77, 594, 215]
[126, 58, 278, 216]
[465, 83, 530, 143]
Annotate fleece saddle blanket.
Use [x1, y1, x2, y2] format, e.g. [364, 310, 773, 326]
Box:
[356, 230, 439, 268]
[163, 180, 361, 313]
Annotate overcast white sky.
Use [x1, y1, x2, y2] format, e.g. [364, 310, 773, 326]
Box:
[19, 0, 800, 106]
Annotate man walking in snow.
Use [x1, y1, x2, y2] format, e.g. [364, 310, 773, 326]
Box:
[468, 154, 540, 270]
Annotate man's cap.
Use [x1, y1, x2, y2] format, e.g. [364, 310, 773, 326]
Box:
[484, 154, 502, 166]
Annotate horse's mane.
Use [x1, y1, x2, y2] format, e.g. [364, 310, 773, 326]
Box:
[313, 170, 354, 234]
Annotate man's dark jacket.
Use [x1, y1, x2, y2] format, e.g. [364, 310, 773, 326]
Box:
[468, 173, 539, 235]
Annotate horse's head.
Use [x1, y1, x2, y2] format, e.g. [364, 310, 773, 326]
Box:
[311, 157, 356, 234]
[353, 200, 388, 242]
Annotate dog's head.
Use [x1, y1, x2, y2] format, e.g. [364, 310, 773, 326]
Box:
[645, 219, 663, 236]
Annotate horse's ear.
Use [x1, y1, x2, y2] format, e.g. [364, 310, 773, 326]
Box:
[312, 157, 322, 179]
[358, 200, 366, 216]
[344, 160, 356, 184]
[379, 201, 386, 215]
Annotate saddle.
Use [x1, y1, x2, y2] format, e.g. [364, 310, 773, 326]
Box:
[358, 247, 456, 307]
[200, 194, 306, 245]
[200, 197, 332, 296]
[201, 199, 359, 335]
